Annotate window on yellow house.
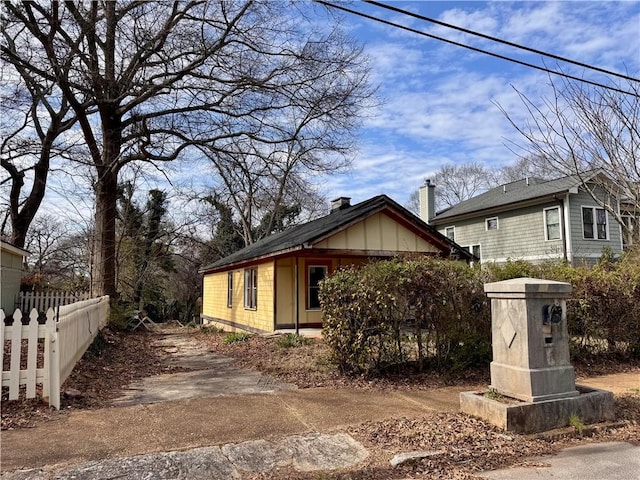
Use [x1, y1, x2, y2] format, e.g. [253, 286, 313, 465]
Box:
[306, 261, 331, 310]
[227, 272, 233, 308]
[244, 268, 257, 309]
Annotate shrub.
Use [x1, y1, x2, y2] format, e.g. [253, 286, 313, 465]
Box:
[108, 300, 135, 330]
[486, 257, 640, 360]
[483, 259, 535, 281]
[321, 257, 491, 375]
[322, 253, 640, 376]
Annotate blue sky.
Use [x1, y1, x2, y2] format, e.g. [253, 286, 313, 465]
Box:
[26, 1, 640, 228]
[325, 1, 640, 206]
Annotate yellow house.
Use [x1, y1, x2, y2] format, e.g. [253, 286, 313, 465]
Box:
[200, 195, 473, 333]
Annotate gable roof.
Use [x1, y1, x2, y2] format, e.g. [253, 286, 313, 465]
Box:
[201, 195, 473, 273]
[431, 172, 595, 224]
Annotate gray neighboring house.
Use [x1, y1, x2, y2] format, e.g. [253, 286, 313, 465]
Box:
[1, 240, 29, 314]
[418, 172, 633, 266]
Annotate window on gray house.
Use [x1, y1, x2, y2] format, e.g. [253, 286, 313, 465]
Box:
[464, 244, 481, 261]
[445, 226, 455, 241]
[486, 217, 498, 230]
[544, 207, 561, 240]
[583, 207, 607, 240]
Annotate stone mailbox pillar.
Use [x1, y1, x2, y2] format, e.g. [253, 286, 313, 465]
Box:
[460, 277, 614, 434]
[485, 277, 578, 402]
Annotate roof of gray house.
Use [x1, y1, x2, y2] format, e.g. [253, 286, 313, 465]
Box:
[430, 173, 592, 224]
[201, 195, 473, 273]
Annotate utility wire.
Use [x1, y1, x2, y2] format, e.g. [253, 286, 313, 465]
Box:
[365, 0, 640, 84]
[316, 1, 638, 97]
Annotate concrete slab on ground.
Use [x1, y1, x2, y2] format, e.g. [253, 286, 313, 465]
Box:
[111, 334, 295, 406]
[480, 442, 640, 480]
[1, 433, 369, 480]
[0, 388, 448, 472]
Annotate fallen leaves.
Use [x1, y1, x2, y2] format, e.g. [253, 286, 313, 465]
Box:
[1, 326, 182, 430]
[2, 326, 639, 480]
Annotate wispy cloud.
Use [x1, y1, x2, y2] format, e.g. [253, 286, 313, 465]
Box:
[323, 1, 640, 206]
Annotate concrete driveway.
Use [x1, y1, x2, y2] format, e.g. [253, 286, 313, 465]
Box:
[2, 329, 638, 480]
[480, 442, 640, 480]
[111, 333, 295, 406]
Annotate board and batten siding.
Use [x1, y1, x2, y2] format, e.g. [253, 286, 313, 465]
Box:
[274, 256, 369, 328]
[567, 189, 622, 265]
[202, 261, 275, 333]
[438, 202, 565, 263]
[314, 212, 440, 253]
[1, 245, 26, 314]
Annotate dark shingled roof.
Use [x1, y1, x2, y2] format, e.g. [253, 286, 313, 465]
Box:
[430, 173, 588, 223]
[201, 195, 472, 273]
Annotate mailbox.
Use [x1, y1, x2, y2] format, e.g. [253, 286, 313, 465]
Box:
[542, 301, 563, 325]
[484, 278, 578, 403]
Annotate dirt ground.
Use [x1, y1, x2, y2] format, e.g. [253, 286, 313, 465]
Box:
[2, 326, 639, 479]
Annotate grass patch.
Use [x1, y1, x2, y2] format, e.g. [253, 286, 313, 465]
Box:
[485, 388, 503, 402]
[276, 333, 313, 349]
[568, 413, 585, 436]
[223, 332, 251, 344]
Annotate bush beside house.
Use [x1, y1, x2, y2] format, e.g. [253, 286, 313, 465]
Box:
[320, 257, 491, 375]
[320, 252, 640, 376]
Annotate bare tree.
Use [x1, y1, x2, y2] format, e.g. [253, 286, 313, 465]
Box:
[22, 216, 92, 291]
[496, 155, 559, 184]
[200, 25, 372, 245]
[0, 55, 78, 247]
[431, 162, 495, 210]
[1, 1, 373, 297]
[498, 77, 640, 241]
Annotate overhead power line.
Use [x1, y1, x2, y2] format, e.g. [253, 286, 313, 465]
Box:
[365, 0, 640, 84]
[316, 1, 638, 97]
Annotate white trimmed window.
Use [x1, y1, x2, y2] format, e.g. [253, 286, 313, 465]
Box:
[227, 272, 233, 308]
[244, 268, 257, 309]
[445, 226, 455, 241]
[464, 244, 481, 261]
[486, 217, 499, 231]
[544, 207, 561, 241]
[582, 207, 608, 240]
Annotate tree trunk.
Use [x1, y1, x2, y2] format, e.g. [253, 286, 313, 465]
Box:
[4, 131, 53, 248]
[92, 170, 118, 298]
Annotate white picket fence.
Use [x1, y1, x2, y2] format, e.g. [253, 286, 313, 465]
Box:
[1, 296, 109, 409]
[18, 291, 91, 313]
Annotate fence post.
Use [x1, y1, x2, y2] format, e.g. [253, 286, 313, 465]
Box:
[47, 307, 60, 409]
[8, 310, 23, 400]
[0, 310, 4, 392]
[26, 311, 39, 398]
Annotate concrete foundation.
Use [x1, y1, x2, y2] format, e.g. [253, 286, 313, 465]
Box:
[460, 385, 615, 434]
